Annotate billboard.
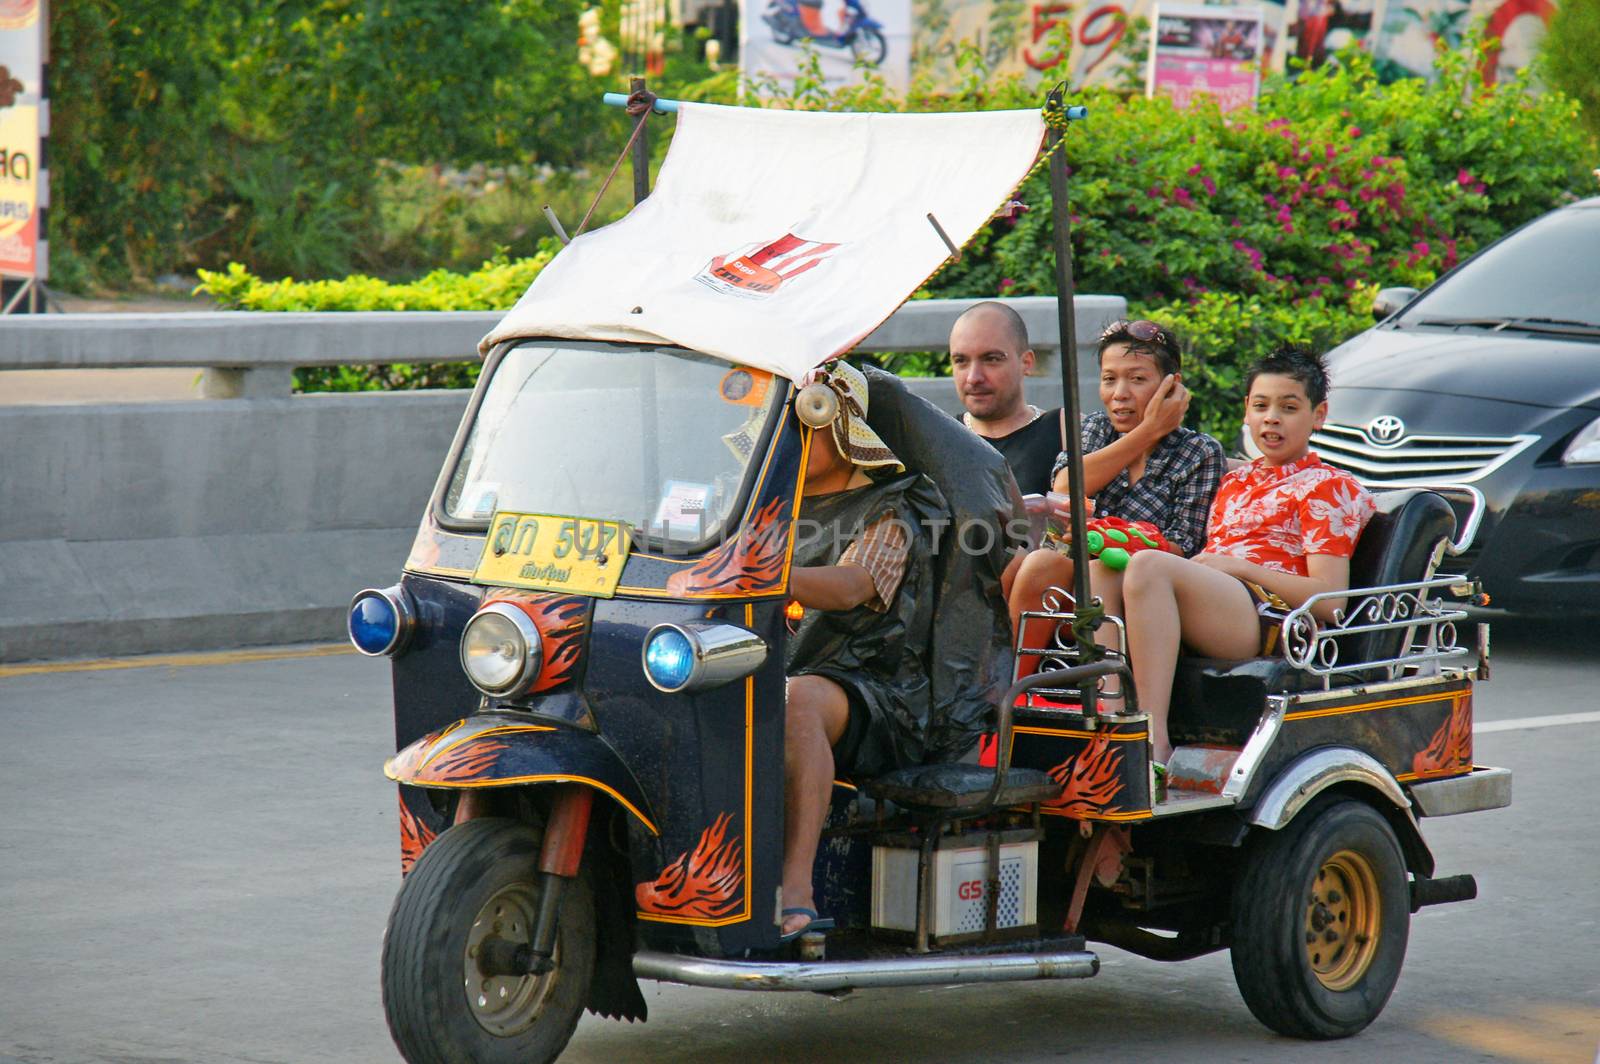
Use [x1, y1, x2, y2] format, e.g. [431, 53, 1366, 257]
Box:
[0, 0, 44, 280]
[741, 0, 914, 92]
[1148, 3, 1265, 110]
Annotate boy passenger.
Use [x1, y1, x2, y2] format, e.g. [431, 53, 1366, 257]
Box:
[1009, 320, 1225, 672]
[1095, 349, 1375, 790]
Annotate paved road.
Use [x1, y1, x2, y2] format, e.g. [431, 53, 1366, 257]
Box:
[2, 618, 1597, 1064]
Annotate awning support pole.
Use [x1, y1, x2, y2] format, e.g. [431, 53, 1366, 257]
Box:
[1045, 84, 1101, 725]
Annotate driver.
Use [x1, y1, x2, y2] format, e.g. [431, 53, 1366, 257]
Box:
[781, 361, 946, 941]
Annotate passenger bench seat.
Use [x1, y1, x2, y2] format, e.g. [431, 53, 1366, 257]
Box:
[1169, 489, 1457, 743]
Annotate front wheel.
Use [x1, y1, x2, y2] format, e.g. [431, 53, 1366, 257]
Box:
[383, 817, 596, 1064]
[849, 25, 887, 65]
[1230, 797, 1411, 1039]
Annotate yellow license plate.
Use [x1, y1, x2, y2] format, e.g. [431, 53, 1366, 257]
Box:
[473, 512, 633, 598]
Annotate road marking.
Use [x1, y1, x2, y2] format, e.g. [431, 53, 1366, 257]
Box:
[1475, 710, 1600, 734]
[0, 643, 355, 679]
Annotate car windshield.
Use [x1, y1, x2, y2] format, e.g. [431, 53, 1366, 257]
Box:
[442, 341, 786, 550]
[1394, 207, 1600, 331]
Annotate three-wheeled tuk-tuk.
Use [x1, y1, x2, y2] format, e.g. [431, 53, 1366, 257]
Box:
[351, 90, 1511, 1064]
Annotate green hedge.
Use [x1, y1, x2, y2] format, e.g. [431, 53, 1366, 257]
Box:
[198, 248, 556, 392]
[198, 37, 1596, 436]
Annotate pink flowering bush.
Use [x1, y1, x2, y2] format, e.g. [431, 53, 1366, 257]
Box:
[926, 36, 1594, 438]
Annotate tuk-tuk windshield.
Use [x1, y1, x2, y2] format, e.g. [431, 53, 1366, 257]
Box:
[442, 341, 786, 551]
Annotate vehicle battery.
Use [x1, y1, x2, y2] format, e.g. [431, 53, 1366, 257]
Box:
[870, 831, 1038, 937]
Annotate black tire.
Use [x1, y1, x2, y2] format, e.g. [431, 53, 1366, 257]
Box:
[850, 26, 887, 65]
[382, 817, 596, 1064]
[1230, 797, 1411, 1039]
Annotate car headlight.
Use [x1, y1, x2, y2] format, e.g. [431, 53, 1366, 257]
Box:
[642, 622, 768, 693]
[460, 602, 543, 697]
[348, 585, 416, 657]
[1562, 416, 1600, 465]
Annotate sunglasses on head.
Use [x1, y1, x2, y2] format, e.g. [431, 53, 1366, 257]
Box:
[1101, 319, 1172, 349]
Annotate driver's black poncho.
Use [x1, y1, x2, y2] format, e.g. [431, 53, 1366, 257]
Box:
[785, 470, 946, 777]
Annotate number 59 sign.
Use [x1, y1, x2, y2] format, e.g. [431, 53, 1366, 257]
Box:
[1023, 0, 1138, 84]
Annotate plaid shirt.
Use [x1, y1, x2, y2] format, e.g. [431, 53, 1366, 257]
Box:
[1051, 412, 1225, 557]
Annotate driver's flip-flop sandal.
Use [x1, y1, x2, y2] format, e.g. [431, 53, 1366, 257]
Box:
[779, 907, 835, 943]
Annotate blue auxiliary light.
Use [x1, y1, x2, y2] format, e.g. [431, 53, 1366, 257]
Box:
[643, 627, 696, 692]
[348, 587, 414, 657]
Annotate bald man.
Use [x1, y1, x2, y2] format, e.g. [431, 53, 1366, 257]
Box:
[949, 301, 1064, 496]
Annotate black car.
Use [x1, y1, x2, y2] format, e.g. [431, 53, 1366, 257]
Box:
[1291, 196, 1600, 612]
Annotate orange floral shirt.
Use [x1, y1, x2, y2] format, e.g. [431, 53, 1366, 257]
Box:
[1205, 452, 1376, 577]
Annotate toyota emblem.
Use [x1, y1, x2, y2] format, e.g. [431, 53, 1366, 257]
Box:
[1367, 415, 1406, 446]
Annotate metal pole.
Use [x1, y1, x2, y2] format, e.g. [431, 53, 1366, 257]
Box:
[630, 76, 651, 204]
[1045, 85, 1099, 720]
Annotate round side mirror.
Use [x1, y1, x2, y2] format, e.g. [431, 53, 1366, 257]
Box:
[1372, 286, 1421, 322]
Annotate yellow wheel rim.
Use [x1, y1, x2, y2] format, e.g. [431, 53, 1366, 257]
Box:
[1305, 849, 1382, 991]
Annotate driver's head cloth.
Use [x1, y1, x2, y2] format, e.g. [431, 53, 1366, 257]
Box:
[810, 361, 904, 475]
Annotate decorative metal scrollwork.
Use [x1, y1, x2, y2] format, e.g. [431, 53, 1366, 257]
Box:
[1278, 576, 1476, 682]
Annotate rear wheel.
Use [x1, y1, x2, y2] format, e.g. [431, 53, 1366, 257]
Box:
[382, 817, 595, 1064]
[850, 26, 887, 65]
[1231, 797, 1410, 1039]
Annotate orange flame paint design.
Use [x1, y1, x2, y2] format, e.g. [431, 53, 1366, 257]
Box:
[666, 496, 790, 597]
[1046, 733, 1127, 817]
[398, 794, 437, 876]
[416, 738, 510, 784]
[1412, 696, 1473, 778]
[485, 591, 589, 692]
[635, 812, 744, 919]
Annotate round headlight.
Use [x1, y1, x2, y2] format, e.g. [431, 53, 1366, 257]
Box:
[348, 586, 414, 657]
[643, 627, 697, 692]
[460, 602, 543, 696]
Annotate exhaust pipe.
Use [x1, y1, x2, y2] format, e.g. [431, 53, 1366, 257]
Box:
[1411, 873, 1477, 912]
[633, 948, 1099, 992]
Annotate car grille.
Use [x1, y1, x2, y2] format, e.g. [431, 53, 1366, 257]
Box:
[1311, 423, 1538, 484]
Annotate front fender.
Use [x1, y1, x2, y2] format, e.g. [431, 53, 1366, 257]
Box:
[386, 711, 659, 835]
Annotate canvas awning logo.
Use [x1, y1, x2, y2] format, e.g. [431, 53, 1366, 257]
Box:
[696, 233, 842, 298]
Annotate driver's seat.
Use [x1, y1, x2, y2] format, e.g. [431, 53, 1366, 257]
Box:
[864, 761, 1059, 815]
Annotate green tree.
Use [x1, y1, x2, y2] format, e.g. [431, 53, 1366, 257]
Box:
[1539, 0, 1600, 144]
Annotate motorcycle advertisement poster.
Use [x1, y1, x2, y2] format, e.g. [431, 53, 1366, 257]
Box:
[741, 0, 914, 91]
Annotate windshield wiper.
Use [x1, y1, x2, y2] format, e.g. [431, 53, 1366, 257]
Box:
[1510, 317, 1600, 337]
[1408, 317, 1512, 329]
[1407, 316, 1600, 337]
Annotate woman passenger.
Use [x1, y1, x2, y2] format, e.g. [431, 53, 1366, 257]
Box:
[1009, 320, 1225, 673]
[1094, 348, 1376, 792]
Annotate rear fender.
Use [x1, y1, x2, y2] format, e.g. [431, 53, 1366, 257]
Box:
[386, 711, 659, 836]
[1248, 747, 1434, 876]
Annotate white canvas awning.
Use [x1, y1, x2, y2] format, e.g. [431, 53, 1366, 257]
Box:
[482, 102, 1046, 381]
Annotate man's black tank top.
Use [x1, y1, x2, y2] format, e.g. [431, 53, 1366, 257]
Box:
[978, 409, 1063, 496]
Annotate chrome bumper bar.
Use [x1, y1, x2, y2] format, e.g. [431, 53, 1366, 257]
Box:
[1407, 765, 1512, 816]
[633, 948, 1100, 992]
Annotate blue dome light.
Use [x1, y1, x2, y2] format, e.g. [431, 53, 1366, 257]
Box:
[349, 593, 400, 655]
[644, 628, 696, 691]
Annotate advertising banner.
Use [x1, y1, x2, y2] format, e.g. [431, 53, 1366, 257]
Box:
[1147, 3, 1265, 110]
[0, 0, 44, 280]
[741, 0, 914, 92]
[1371, 0, 1552, 83]
[1285, 0, 1388, 68]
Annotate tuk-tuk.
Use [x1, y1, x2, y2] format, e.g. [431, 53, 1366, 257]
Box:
[349, 89, 1511, 1064]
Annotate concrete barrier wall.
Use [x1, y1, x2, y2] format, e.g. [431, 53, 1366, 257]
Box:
[0, 295, 1121, 662]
